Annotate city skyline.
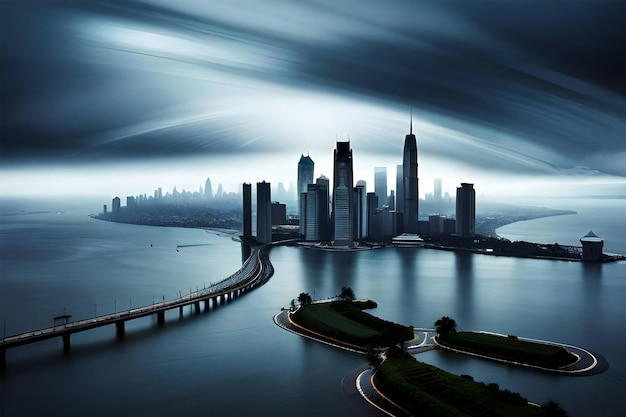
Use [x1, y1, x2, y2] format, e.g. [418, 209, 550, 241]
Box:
[1, 1, 625, 199]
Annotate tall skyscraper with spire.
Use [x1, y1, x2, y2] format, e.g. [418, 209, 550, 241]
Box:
[403, 112, 419, 233]
[333, 141, 354, 246]
[297, 154, 314, 235]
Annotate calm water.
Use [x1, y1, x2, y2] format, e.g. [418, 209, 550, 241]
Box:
[1, 197, 625, 417]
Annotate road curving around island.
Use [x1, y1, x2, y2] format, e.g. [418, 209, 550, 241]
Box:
[433, 331, 609, 376]
[273, 309, 367, 354]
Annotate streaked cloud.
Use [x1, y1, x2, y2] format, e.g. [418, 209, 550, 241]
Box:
[1, 0, 625, 196]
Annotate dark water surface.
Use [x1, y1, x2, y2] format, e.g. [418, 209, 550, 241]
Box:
[1, 198, 625, 417]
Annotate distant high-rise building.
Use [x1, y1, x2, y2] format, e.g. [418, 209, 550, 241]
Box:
[205, 178, 213, 200]
[403, 115, 419, 233]
[158, 187, 162, 200]
[354, 180, 367, 240]
[434, 178, 442, 201]
[256, 181, 272, 244]
[394, 211, 404, 235]
[456, 183, 475, 236]
[428, 215, 443, 236]
[216, 184, 223, 200]
[379, 207, 394, 238]
[305, 184, 319, 241]
[275, 182, 288, 202]
[112, 197, 121, 216]
[304, 177, 331, 241]
[126, 196, 136, 209]
[287, 182, 296, 201]
[316, 176, 331, 241]
[374, 167, 387, 208]
[443, 218, 456, 234]
[298, 154, 315, 234]
[242, 183, 252, 238]
[395, 165, 403, 214]
[388, 190, 395, 211]
[366, 192, 379, 239]
[271, 202, 287, 225]
[333, 141, 354, 246]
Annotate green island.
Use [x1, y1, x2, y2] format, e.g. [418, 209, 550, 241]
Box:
[375, 352, 555, 417]
[437, 332, 578, 369]
[289, 298, 568, 417]
[291, 299, 414, 349]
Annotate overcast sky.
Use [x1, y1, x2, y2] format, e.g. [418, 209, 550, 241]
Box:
[1, 0, 625, 198]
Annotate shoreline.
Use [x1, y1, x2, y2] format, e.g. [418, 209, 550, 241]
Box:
[89, 212, 626, 263]
[414, 241, 626, 263]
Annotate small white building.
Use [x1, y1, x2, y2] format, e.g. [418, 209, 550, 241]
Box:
[392, 233, 424, 247]
[580, 230, 604, 262]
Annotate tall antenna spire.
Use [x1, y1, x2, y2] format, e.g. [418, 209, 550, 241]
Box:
[410, 106, 413, 135]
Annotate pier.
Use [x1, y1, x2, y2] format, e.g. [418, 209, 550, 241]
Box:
[1, 247, 272, 370]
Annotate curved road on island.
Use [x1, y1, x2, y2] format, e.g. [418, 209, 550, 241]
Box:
[274, 308, 608, 417]
[433, 332, 609, 376]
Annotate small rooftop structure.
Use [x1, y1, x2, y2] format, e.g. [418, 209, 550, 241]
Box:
[392, 233, 424, 247]
[580, 230, 604, 262]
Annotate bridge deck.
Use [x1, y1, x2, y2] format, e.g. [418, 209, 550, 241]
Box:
[1, 247, 268, 351]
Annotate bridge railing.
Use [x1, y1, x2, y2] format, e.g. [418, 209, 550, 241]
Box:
[181, 248, 260, 300]
[2, 248, 263, 342]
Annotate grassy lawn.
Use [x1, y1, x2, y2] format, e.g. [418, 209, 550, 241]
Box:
[288, 303, 567, 416]
[291, 301, 413, 348]
[375, 353, 556, 417]
[441, 332, 577, 368]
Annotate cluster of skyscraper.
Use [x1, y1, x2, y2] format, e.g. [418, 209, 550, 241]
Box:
[241, 181, 289, 245]
[295, 118, 476, 246]
[239, 116, 475, 246]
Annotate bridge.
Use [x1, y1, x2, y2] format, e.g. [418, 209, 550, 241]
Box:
[0, 246, 272, 370]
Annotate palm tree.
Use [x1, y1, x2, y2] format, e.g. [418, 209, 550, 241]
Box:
[339, 286, 355, 301]
[297, 292, 312, 305]
[435, 316, 457, 337]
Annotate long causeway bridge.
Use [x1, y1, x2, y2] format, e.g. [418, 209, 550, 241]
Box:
[0, 246, 272, 370]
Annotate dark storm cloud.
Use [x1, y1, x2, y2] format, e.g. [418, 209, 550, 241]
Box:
[1, 0, 625, 177]
[287, 1, 626, 161]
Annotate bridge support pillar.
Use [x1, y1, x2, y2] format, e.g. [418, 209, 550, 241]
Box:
[0, 348, 5, 372]
[179, 306, 183, 315]
[157, 311, 165, 325]
[194, 301, 200, 314]
[62, 334, 71, 352]
[116, 321, 125, 338]
[205, 299, 210, 310]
